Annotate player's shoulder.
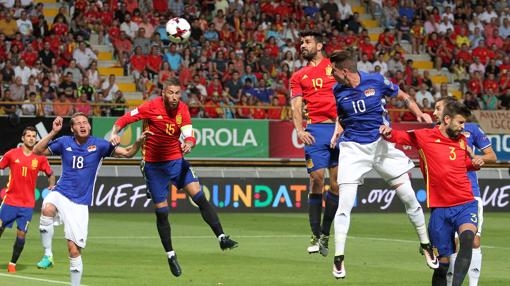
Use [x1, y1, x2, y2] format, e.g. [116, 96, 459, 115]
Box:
[290, 66, 310, 81]
[464, 122, 482, 133]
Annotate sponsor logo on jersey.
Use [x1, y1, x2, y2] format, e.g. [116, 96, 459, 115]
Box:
[66, 147, 73, 151]
[176, 114, 182, 125]
[302, 74, 308, 80]
[130, 108, 139, 116]
[156, 115, 163, 120]
[435, 139, 441, 143]
[460, 140, 466, 150]
[87, 145, 97, 152]
[14, 159, 20, 163]
[364, 88, 376, 97]
[31, 159, 38, 170]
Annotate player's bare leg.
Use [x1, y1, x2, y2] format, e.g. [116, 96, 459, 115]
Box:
[67, 240, 83, 286]
[307, 169, 324, 254]
[8, 229, 27, 272]
[183, 182, 238, 250]
[390, 174, 438, 269]
[318, 166, 339, 257]
[38, 202, 56, 269]
[333, 183, 358, 279]
[153, 200, 181, 277]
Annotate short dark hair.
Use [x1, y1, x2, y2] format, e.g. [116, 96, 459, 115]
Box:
[299, 30, 323, 43]
[22, 126, 37, 136]
[442, 101, 471, 121]
[329, 50, 357, 72]
[71, 112, 89, 126]
[436, 97, 457, 106]
[163, 77, 181, 89]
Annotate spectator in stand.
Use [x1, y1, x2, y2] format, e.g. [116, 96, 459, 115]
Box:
[113, 32, 133, 64]
[486, 29, 504, 49]
[451, 61, 469, 93]
[481, 91, 501, 110]
[381, 1, 398, 29]
[357, 53, 374, 73]
[10, 76, 26, 103]
[225, 70, 243, 104]
[130, 46, 147, 85]
[218, 91, 235, 119]
[416, 83, 434, 108]
[21, 92, 38, 115]
[410, 19, 425, 53]
[463, 91, 481, 110]
[74, 93, 92, 116]
[1, 90, 19, 115]
[484, 73, 499, 95]
[85, 61, 102, 89]
[252, 79, 273, 104]
[469, 56, 486, 75]
[387, 52, 404, 73]
[77, 76, 96, 102]
[110, 90, 126, 116]
[378, 28, 395, 50]
[38, 41, 56, 71]
[346, 12, 363, 34]
[434, 83, 453, 101]
[0, 12, 19, 40]
[373, 53, 388, 75]
[267, 96, 282, 120]
[396, 15, 411, 43]
[73, 42, 97, 74]
[14, 59, 31, 86]
[146, 46, 162, 79]
[64, 59, 83, 85]
[338, 0, 353, 25]
[133, 28, 151, 55]
[59, 72, 78, 101]
[101, 74, 119, 104]
[120, 13, 138, 39]
[157, 62, 175, 89]
[16, 10, 33, 43]
[203, 92, 221, 118]
[424, 14, 439, 35]
[252, 98, 267, 119]
[499, 18, 510, 39]
[52, 92, 73, 116]
[164, 44, 182, 72]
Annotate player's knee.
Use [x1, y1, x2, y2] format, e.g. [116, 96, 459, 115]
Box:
[155, 206, 169, 223]
[473, 235, 481, 249]
[41, 204, 56, 217]
[459, 230, 475, 249]
[309, 172, 325, 192]
[39, 215, 54, 232]
[388, 173, 410, 189]
[434, 263, 449, 278]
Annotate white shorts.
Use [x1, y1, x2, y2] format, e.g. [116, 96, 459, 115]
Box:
[42, 191, 89, 248]
[337, 138, 415, 184]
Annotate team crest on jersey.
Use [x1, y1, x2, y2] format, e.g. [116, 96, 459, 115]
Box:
[364, 88, 376, 97]
[306, 159, 314, 169]
[31, 159, 38, 170]
[176, 114, 182, 125]
[326, 65, 332, 76]
[87, 145, 97, 152]
[461, 131, 471, 138]
[459, 140, 466, 150]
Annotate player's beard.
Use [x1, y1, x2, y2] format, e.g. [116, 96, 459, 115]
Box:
[446, 126, 461, 139]
[301, 48, 317, 61]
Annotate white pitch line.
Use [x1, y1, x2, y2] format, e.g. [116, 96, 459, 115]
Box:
[77, 234, 510, 250]
[0, 273, 89, 286]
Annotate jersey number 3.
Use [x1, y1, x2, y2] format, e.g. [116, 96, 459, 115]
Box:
[449, 147, 456, 161]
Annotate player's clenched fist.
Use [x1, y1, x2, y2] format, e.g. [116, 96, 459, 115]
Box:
[52, 116, 63, 133]
[379, 125, 392, 138]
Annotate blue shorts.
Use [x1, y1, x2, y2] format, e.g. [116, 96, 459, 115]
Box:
[304, 123, 339, 173]
[142, 159, 199, 204]
[0, 203, 33, 232]
[428, 200, 479, 258]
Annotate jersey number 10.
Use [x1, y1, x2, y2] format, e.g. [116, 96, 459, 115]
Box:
[352, 99, 366, 114]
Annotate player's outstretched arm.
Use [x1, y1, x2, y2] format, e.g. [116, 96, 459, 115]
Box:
[33, 116, 63, 156]
[478, 146, 497, 164]
[109, 124, 123, 146]
[290, 96, 315, 145]
[47, 174, 56, 189]
[379, 125, 418, 147]
[112, 130, 153, 158]
[330, 117, 344, 148]
[396, 89, 433, 123]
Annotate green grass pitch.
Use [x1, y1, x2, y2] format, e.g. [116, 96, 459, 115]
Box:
[0, 212, 509, 285]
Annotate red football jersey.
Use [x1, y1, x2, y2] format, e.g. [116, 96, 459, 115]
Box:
[289, 58, 337, 124]
[0, 147, 52, 208]
[115, 97, 193, 162]
[387, 127, 476, 208]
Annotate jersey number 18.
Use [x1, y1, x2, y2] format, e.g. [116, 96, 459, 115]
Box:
[72, 156, 84, 169]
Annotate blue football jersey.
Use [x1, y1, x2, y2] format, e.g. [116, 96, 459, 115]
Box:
[463, 123, 492, 197]
[48, 136, 116, 205]
[333, 72, 399, 144]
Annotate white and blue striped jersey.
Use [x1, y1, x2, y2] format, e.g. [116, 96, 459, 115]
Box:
[333, 71, 399, 144]
[48, 136, 116, 205]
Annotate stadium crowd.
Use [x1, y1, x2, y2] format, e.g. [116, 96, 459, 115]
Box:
[0, 0, 509, 120]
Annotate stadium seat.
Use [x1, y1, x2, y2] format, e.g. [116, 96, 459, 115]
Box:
[98, 67, 124, 77]
[451, 90, 462, 99]
[42, 8, 59, 17]
[352, 6, 365, 14]
[361, 19, 379, 28]
[430, 75, 449, 84]
[118, 83, 137, 93]
[412, 61, 434, 70]
[98, 52, 114, 61]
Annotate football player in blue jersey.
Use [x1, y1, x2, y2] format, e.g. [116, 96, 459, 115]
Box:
[33, 113, 151, 286]
[433, 97, 497, 286]
[328, 50, 436, 279]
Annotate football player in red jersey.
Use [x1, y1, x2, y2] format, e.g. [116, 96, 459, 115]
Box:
[0, 126, 55, 273]
[290, 30, 340, 257]
[380, 101, 484, 286]
[110, 77, 238, 277]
